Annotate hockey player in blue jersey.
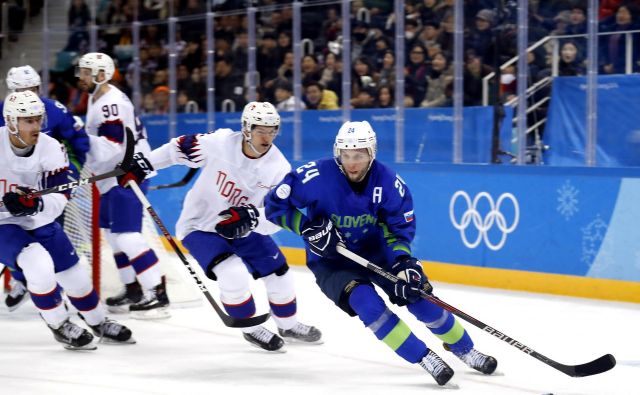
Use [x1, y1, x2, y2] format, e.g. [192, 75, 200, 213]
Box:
[1, 65, 90, 312]
[260, 121, 497, 386]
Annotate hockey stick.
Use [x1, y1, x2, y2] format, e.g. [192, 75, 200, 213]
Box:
[336, 245, 616, 378]
[0, 127, 135, 208]
[127, 179, 271, 328]
[149, 168, 199, 190]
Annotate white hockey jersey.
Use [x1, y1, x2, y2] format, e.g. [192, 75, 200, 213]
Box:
[84, 84, 154, 194]
[150, 129, 291, 240]
[0, 126, 69, 230]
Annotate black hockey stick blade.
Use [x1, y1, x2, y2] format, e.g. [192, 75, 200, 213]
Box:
[336, 246, 617, 378]
[127, 180, 271, 328]
[150, 168, 199, 190]
[556, 354, 616, 377]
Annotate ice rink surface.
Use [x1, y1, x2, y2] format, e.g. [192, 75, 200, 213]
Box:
[1, 266, 638, 395]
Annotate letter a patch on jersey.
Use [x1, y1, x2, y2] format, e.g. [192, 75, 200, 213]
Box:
[403, 210, 414, 223]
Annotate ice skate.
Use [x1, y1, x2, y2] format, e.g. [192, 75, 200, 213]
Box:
[449, 345, 497, 374]
[5, 278, 28, 312]
[419, 349, 454, 386]
[278, 322, 323, 344]
[89, 318, 136, 344]
[129, 277, 170, 320]
[105, 281, 143, 314]
[48, 319, 96, 351]
[243, 326, 285, 352]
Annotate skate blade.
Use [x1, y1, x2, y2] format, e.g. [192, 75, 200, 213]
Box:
[98, 336, 137, 345]
[106, 305, 130, 314]
[281, 337, 324, 345]
[7, 297, 29, 312]
[245, 342, 287, 353]
[63, 343, 98, 351]
[131, 307, 171, 320]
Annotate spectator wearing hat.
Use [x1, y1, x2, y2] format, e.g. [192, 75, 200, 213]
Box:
[303, 81, 339, 110]
[466, 9, 495, 64]
[152, 85, 170, 114]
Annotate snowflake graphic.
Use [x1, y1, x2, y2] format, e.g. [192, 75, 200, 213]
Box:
[557, 180, 579, 220]
[581, 215, 609, 267]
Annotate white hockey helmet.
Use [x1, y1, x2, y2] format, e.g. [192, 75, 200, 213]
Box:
[241, 101, 281, 135]
[3, 90, 45, 135]
[76, 52, 115, 84]
[334, 120, 377, 160]
[6, 65, 41, 92]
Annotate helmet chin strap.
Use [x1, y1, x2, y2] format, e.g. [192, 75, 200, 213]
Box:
[90, 76, 108, 95]
[8, 123, 30, 147]
[242, 129, 269, 157]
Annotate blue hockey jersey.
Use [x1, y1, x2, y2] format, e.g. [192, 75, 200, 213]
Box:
[0, 97, 89, 168]
[265, 158, 416, 267]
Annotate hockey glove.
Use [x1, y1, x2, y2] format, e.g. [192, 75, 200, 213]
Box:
[215, 204, 260, 239]
[118, 153, 154, 188]
[301, 217, 344, 260]
[391, 256, 432, 303]
[2, 186, 43, 217]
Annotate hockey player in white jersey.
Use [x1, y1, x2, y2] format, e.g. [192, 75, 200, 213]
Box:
[145, 101, 321, 351]
[2, 65, 90, 312]
[0, 90, 134, 350]
[76, 52, 169, 318]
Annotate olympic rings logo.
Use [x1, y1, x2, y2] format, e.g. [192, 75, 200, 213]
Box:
[449, 191, 520, 251]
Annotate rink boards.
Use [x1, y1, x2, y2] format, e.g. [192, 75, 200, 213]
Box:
[149, 163, 640, 304]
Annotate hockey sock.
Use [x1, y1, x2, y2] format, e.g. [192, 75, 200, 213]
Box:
[408, 299, 474, 354]
[18, 243, 67, 327]
[105, 230, 136, 285]
[113, 232, 161, 290]
[349, 284, 427, 363]
[262, 271, 297, 330]
[213, 255, 257, 327]
[57, 264, 105, 326]
[114, 252, 136, 284]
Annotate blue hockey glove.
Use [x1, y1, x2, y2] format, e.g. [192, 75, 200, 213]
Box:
[215, 204, 260, 239]
[301, 217, 344, 260]
[2, 186, 43, 217]
[118, 153, 154, 188]
[391, 256, 432, 303]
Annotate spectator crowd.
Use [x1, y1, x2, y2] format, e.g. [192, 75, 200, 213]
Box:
[40, 0, 640, 115]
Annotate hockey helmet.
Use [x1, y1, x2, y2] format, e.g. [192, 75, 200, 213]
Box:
[76, 52, 115, 84]
[3, 90, 45, 134]
[241, 101, 281, 136]
[6, 65, 41, 92]
[333, 120, 377, 160]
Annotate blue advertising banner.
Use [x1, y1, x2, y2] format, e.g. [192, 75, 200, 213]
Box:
[544, 74, 640, 167]
[148, 162, 640, 283]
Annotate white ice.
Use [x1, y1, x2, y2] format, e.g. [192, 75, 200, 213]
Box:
[1, 266, 638, 395]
